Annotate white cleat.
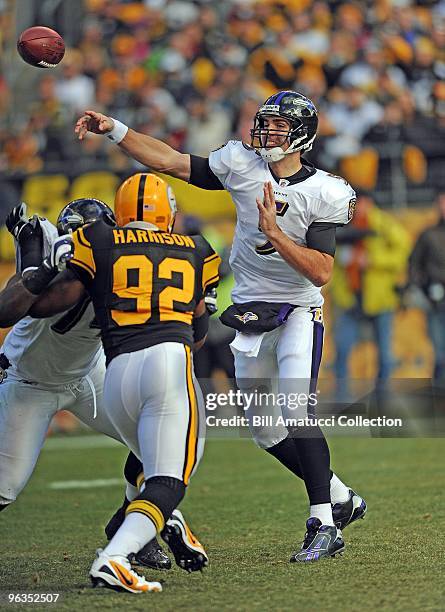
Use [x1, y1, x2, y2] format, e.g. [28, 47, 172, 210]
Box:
[90, 549, 162, 593]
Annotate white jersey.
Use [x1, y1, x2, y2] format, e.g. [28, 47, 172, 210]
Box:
[208, 140, 356, 306]
[1, 219, 103, 386]
[2, 301, 102, 387]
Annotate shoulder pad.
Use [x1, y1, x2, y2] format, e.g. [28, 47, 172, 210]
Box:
[319, 172, 355, 203]
[192, 234, 217, 259]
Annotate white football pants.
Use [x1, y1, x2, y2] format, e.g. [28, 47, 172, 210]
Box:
[232, 307, 324, 449]
[103, 342, 205, 485]
[0, 356, 123, 505]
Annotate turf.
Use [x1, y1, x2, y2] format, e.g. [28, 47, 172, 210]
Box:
[0, 437, 443, 611]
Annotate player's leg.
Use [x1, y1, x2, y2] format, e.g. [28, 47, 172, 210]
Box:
[233, 331, 289, 450]
[233, 327, 359, 528]
[90, 344, 206, 591]
[0, 380, 57, 510]
[278, 309, 365, 560]
[66, 358, 170, 571]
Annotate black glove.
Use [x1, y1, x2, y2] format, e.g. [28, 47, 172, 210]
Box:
[6, 203, 43, 271]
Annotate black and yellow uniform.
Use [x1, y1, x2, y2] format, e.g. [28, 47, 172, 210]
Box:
[68, 220, 220, 364]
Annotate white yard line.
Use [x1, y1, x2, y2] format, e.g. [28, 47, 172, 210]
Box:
[49, 478, 123, 490]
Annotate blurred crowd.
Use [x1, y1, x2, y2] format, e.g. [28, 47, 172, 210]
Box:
[0, 0, 445, 205]
[1, 0, 445, 385]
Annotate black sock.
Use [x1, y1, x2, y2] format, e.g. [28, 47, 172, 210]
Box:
[291, 426, 331, 505]
[124, 451, 144, 487]
[266, 434, 304, 478]
[266, 434, 333, 486]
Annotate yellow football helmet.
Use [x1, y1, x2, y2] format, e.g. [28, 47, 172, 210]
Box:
[114, 173, 177, 232]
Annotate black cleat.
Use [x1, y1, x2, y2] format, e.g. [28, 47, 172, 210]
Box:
[290, 517, 345, 563]
[332, 489, 367, 530]
[132, 538, 172, 571]
[161, 509, 208, 573]
[105, 503, 171, 571]
[105, 505, 126, 541]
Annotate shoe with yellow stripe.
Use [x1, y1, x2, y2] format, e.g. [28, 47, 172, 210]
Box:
[160, 509, 208, 573]
[90, 549, 162, 593]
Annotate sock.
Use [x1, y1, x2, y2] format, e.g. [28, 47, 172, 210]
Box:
[292, 426, 331, 505]
[266, 435, 303, 478]
[310, 503, 334, 526]
[267, 435, 335, 482]
[330, 473, 350, 504]
[104, 512, 157, 558]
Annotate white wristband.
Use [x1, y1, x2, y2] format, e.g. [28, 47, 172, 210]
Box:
[107, 119, 129, 144]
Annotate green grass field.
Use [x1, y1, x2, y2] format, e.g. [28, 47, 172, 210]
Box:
[1, 436, 444, 611]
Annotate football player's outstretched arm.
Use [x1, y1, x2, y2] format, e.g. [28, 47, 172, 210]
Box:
[0, 274, 39, 327]
[0, 235, 80, 327]
[28, 270, 86, 318]
[75, 110, 191, 181]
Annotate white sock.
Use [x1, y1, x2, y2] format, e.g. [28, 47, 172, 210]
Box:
[310, 503, 334, 526]
[125, 483, 139, 502]
[330, 473, 350, 504]
[104, 512, 157, 557]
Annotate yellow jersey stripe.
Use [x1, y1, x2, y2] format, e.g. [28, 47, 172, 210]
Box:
[77, 227, 91, 248]
[183, 345, 198, 485]
[70, 258, 94, 278]
[136, 472, 145, 490]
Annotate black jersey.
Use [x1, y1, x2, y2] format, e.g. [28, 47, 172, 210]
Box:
[68, 221, 220, 364]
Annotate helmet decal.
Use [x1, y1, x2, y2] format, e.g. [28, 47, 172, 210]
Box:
[56, 198, 115, 235]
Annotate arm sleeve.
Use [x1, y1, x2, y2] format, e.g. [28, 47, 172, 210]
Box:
[67, 227, 96, 287]
[189, 155, 224, 190]
[194, 235, 221, 299]
[306, 222, 339, 256]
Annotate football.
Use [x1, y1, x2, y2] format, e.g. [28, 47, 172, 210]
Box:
[17, 26, 65, 68]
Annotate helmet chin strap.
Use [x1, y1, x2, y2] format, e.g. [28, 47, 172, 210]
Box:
[259, 146, 286, 162]
[258, 132, 316, 163]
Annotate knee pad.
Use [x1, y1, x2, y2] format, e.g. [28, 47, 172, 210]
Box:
[126, 476, 186, 532]
[123, 451, 144, 488]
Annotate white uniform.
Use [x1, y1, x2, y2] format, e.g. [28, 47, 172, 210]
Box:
[0, 225, 123, 506]
[208, 140, 354, 448]
[209, 140, 355, 305]
[103, 343, 205, 484]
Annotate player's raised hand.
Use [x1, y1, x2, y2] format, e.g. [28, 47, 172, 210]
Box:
[74, 110, 114, 140]
[6, 202, 29, 238]
[256, 181, 280, 238]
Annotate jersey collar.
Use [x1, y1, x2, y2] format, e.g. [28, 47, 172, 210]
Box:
[268, 159, 317, 186]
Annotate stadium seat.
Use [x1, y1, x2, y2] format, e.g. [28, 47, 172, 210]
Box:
[69, 172, 119, 209]
[0, 226, 15, 262]
[403, 145, 427, 184]
[158, 173, 236, 220]
[340, 148, 379, 190]
[21, 174, 70, 223]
